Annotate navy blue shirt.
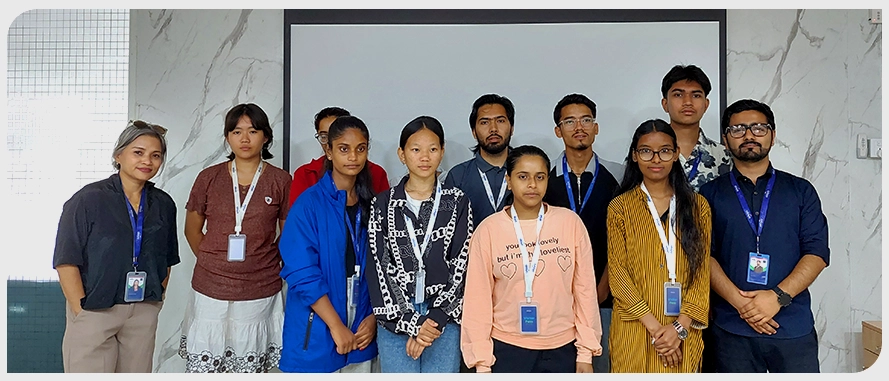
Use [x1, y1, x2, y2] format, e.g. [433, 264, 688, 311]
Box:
[444, 153, 512, 227]
[700, 164, 829, 339]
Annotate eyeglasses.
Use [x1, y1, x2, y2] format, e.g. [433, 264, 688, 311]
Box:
[635, 147, 676, 162]
[725, 123, 772, 139]
[130, 120, 167, 137]
[314, 132, 328, 145]
[558, 116, 596, 129]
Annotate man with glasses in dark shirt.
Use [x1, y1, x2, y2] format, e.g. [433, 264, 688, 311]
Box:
[700, 99, 829, 373]
[542, 93, 619, 373]
[288, 106, 390, 207]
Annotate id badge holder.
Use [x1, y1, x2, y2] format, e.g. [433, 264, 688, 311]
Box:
[519, 302, 539, 335]
[414, 269, 426, 304]
[125, 271, 147, 302]
[664, 282, 681, 316]
[747, 252, 770, 285]
[227, 234, 246, 262]
[348, 266, 360, 308]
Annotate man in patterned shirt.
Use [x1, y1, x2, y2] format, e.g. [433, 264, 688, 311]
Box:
[660, 64, 732, 191]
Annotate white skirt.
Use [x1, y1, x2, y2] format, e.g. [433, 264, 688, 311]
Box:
[179, 289, 284, 373]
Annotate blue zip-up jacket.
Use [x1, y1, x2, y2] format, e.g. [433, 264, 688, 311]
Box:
[278, 171, 378, 373]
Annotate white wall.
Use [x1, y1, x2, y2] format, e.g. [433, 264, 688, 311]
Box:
[129, 9, 882, 373]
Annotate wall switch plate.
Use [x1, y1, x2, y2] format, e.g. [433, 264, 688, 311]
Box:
[869, 138, 882, 158]
[870, 9, 882, 24]
[857, 134, 869, 158]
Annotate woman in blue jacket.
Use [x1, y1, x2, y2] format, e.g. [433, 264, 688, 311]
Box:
[279, 115, 379, 373]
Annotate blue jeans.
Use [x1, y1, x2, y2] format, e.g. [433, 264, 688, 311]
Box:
[376, 302, 461, 373]
[593, 307, 611, 373]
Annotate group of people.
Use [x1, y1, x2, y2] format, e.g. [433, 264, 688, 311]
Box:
[52, 64, 830, 374]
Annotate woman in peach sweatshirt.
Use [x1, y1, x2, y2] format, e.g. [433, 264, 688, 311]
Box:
[461, 145, 602, 373]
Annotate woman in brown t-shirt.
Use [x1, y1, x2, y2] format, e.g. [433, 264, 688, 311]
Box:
[179, 103, 291, 373]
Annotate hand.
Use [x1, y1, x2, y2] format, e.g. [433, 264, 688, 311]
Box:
[659, 346, 683, 368]
[652, 324, 680, 354]
[737, 290, 781, 326]
[71, 304, 83, 317]
[576, 362, 593, 373]
[416, 319, 441, 347]
[745, 318, 780, 335]
[330, 323, 356, 355]
[354, 315, 377, 350]
[406, 336, 426, 360]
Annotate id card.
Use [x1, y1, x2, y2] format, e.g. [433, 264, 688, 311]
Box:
[415, 269, 426, 304]
[664, 282, 681, 316]
[348, 274, 359, 308]
[125, 271, 147, 302]
[519, 303, 539, 335]
[227, 234, 246, 262]
[747, 252, 770, 285]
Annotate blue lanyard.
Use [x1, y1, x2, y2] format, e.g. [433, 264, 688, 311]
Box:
[345, 207, 365, 269]
[729, 169, 776, 253]
[562, 154, 599, 214]
[687, 154, 703, 181]
[123, 186, 147, 271]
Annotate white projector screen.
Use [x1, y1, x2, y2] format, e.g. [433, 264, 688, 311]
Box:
[285, 10, 725, 183]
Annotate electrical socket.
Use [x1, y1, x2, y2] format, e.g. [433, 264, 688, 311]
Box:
[870, 9, 882, 24]
[869, 138, 882, 159]
[857, 134, 869, 159]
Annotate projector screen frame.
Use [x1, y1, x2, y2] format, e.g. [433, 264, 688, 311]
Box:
[282, 9, 727, 172]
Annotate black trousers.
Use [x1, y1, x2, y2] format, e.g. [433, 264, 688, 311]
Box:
[490, 338, 576, 373]
[711, 324, 820, 373]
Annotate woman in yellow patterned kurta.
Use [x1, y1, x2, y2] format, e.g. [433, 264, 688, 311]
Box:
[607, 120, 711, 373]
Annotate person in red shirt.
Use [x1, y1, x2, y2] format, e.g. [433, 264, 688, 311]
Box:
[289, 107, 391, 207]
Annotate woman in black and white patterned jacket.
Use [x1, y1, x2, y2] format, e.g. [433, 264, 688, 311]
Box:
[366, 115, 473, 373]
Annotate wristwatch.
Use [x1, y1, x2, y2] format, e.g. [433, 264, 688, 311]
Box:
[773, 286, 792, 307]
[672, 320, 688, 340]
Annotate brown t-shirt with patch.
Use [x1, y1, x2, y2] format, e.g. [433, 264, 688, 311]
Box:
[185, 161, 291, 301]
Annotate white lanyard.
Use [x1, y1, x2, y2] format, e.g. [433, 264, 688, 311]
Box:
[640, 183, 677, 283]
[231, 160, 264, 235]
[403, 181, 443, 272]
[510, 204, 545, 301]
[477, 168, 507, 211]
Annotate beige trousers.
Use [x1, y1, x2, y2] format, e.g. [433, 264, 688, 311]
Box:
[62, 301, 162, 373]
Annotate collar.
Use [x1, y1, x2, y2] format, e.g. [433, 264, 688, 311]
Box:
[317, 170, 346, 203]
[474, 153, 504, 173]
[110, 173, 155, 193]
[554, 150, 599, 177]
[306, 155, 326, 174]
[730, 162, 775, 184]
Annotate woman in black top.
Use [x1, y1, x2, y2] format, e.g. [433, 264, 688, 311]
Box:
[53, 120, 180, 373]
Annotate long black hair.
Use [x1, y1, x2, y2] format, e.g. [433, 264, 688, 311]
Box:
[618, 119, 706, 286]
[323, 115, 374, 221]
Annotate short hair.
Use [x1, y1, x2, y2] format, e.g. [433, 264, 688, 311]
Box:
[553, 93, 597, 125]
[112, 120, 168, 170]
[314, 107, 350, 131]
[660, 65, 712, 98]
[224, 103, 274, 160]
[469, 94, 515, 129]
[400, 116, 445, 149]
[721, 99, 777, 133]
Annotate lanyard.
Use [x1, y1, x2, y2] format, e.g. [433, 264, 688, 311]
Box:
[122, 185, 147, 271]
[231, 160, 264, 235]
[687, 153, 703, 181]
[562, 154, 599, 214]
[345, 206, 364, 276]
[403, 181, 443, 272]
[510, 204, 545, 302]
[477, 167, 507, 211]
[640, 183, 677, 283]
[729, 169, 776, 253]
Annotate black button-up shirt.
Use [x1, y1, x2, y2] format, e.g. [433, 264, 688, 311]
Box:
[700, 164, 830, 339]
[53, 174, 181, 310]
[443, 153, 512, 227]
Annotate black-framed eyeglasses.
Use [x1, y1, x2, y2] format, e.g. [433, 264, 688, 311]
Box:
[725, 123, 772, 139]
[558, 116, 596, 129]
[130, 119, 167, 137]
[314, 132, 329, 144]
[635, 147, 676, 162]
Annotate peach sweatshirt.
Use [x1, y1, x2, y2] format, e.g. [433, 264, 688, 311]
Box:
[461, 204, 602, 372]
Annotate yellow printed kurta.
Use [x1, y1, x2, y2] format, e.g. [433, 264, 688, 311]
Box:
[607, 186, 711, 373]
